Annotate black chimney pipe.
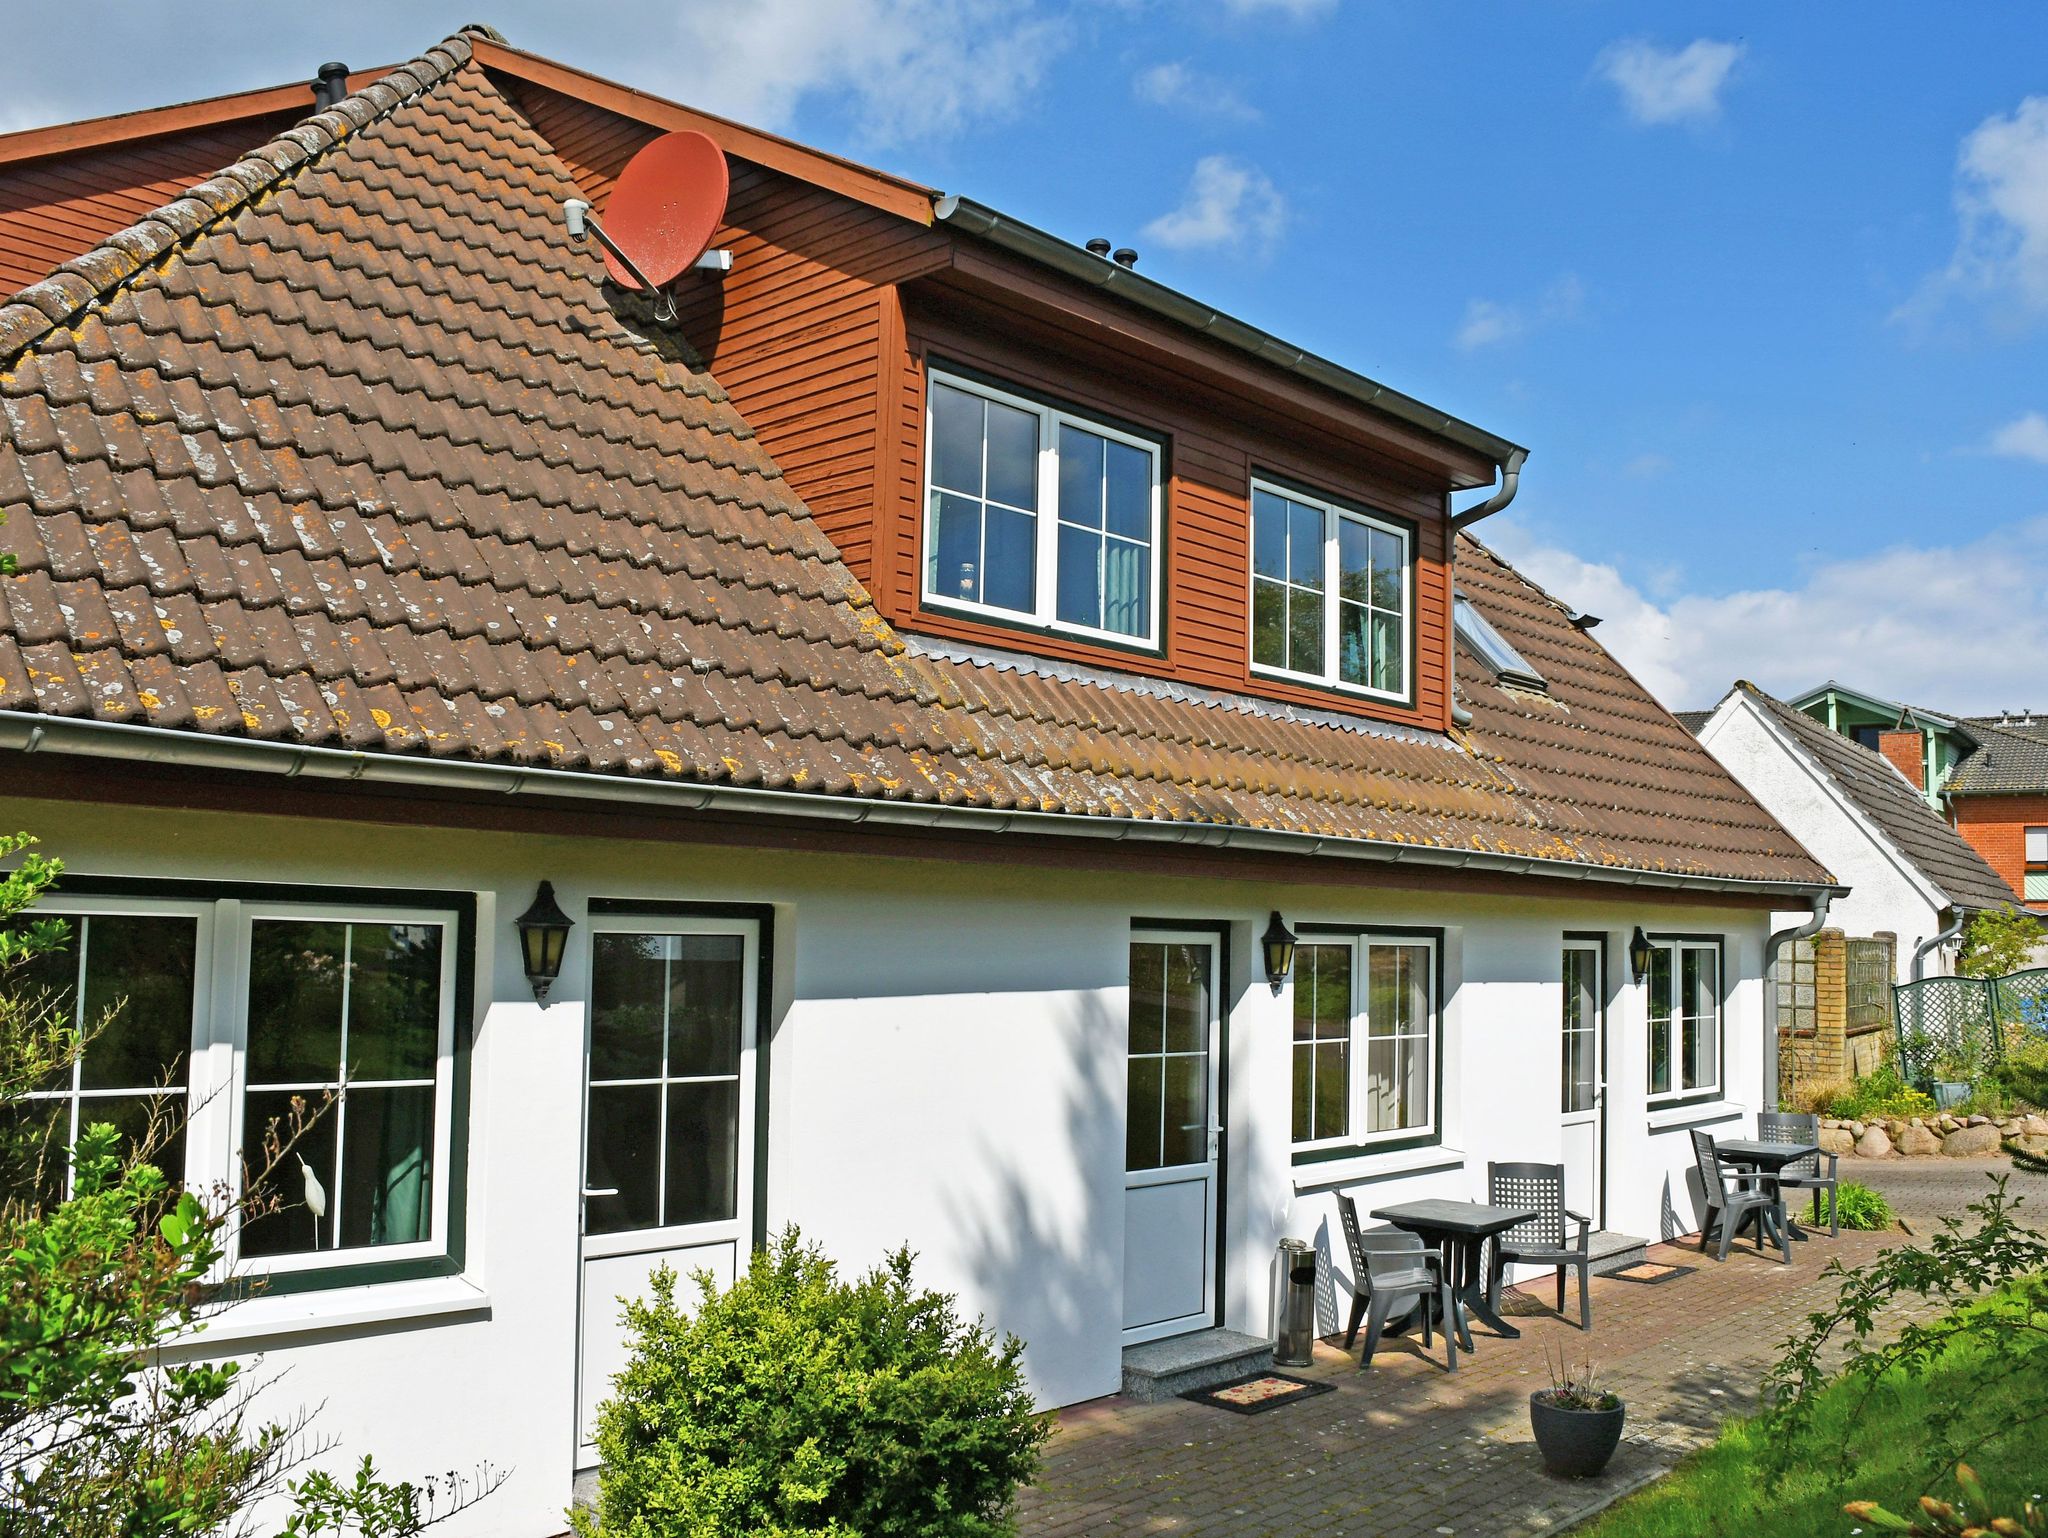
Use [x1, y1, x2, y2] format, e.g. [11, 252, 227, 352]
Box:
[311, 62, 350, 109]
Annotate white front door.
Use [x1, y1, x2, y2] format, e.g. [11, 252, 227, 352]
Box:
[1560, 938, 1605, 1228]
[1122, 931, 1222, 1345]
[575, 917, 759, 1463]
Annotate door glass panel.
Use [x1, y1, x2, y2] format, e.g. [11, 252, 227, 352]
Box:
[1126, 941, 1211, 1173]
[1562, 947, 1598, 1114]
[585, 931, 747, 1237]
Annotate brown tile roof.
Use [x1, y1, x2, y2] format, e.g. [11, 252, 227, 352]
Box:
[1714, 684, 2016, 911]
[0, 31, 1833, 894]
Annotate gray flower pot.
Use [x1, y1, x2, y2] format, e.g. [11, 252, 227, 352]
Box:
[1529, 1391, 1625, 1478]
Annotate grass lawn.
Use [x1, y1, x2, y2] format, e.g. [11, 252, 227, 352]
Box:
[1575, 1284, 2048, 1538]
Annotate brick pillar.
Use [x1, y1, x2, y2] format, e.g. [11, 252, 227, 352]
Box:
[1878, 730, 1924, 790]
[1812, 928, 1848, 1083]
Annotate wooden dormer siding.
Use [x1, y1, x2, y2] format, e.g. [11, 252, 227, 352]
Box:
[499, 68, 1465, 734]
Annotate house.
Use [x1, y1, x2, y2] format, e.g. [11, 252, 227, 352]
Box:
[0, 30, 1839, 1535]
[1689, 683, 2017, 1086]
[1794, 681, 2048, 913]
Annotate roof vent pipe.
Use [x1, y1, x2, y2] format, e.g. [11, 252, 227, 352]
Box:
[311, 62, 350, 109]
[1112, 247, 1138, 267]
[1085, 238, 1112, 258]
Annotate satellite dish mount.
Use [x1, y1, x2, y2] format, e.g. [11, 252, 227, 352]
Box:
[561, 131, 731, 324]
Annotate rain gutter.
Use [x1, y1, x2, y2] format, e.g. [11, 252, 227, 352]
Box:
[0, 711, 1844, 903]
[929, 193, 1528, 521]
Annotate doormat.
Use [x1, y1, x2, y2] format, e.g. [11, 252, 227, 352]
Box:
[1179, 1371, 1336, 1416]
[1606, 1261, 1696, 1285]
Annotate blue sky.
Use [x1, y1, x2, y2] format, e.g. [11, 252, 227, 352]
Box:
[8, 1, 2048, 712]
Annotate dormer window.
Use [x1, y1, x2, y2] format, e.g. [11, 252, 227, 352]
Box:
[1453, 593, 1545, 692]
[1249, 480, 1412, 701]
[923, 370, 1163, 648]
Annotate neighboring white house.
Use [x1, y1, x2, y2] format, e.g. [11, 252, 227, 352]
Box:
[0, 34, 1841, 1536]
[1690, 683, 2019, 982]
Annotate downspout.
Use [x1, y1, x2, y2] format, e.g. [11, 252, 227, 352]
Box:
[1447, 446, 1527, 532]
[1762, 893, 1832, 1109]
[1912, 909, 1966, 983]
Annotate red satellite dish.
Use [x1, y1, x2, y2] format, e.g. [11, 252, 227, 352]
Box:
[600, 130, 730, 291]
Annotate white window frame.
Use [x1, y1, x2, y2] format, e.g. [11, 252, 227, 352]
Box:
[921, 367, 1165, 649]
[18, 891, 462, 1281]
[1645, 936, 1722, 1104]
[226, 900, 461, 1276]
[1249, 478, 1414, 703]
[1290, 931, 1440, 1154]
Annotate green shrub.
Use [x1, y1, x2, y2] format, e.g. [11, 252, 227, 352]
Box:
[574, 1228, 1050, 1538]
[1833, 1181, 1893, 1232]
[1825, 1065, 1937, 1121]
[1991, 1034, 2048, 1112]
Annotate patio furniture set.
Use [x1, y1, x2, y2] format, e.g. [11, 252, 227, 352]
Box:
[1332, 1111, 1839, 1372]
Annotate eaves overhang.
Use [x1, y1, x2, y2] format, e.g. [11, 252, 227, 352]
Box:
[0, 711, 1844, 904]
[931, 194, 1527, 480]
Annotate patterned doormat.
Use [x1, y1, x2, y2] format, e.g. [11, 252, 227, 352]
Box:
[1605, 1261, 1697, 1285]
[1179, 1371, 1336, 1416]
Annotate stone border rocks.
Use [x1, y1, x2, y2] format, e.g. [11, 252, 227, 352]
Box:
[1818, 1112, 2048, 1159]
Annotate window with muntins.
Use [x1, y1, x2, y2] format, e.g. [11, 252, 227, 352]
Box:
[1291, 933, 1437, 1152]
[5, 892, 465, 1288]
[923, 371, 1162, 647]
[1646, 937, 1720, 1101]
[1251, 482, 1411, 700]
[2026, 826, 2048, 901]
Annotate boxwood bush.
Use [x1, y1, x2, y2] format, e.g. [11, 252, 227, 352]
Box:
[573, 1229, 1049, 1538]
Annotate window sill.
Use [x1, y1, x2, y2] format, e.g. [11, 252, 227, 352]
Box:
[163, 1275, 490, 1352]
[1646, 1099, 1744, 1132]
[1292, 1144, 1465, 1194]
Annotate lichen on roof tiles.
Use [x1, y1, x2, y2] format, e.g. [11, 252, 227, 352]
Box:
[0, 30, 1830, 890]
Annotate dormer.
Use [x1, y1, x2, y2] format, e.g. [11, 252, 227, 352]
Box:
[498, 51, 1524, 737]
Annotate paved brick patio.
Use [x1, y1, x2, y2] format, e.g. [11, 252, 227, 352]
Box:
[1017, 1159, 2046, 1538]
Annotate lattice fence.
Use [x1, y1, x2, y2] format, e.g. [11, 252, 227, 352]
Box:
[1893, 967, 2048, 1081]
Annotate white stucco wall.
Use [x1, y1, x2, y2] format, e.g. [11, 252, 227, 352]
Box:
[1, 792, 1775, 1536]
[1697, 698, 1950, 978]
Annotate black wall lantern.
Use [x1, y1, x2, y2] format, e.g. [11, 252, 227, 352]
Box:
[1628, 925, 1654, 986]
[1262, 911, 1298, 995]
[516, 881, 574, 1004]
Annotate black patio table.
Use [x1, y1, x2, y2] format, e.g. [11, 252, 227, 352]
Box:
[1374, 1197, 1537, 1343]
[1715, 1138, 1824, 1241]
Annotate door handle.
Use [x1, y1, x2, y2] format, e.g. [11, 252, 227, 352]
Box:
[582, 1186, 619, 1199]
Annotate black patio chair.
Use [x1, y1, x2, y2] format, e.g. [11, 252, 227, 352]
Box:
[1336, 1193, 1459, 1371]
[1485, 1161, 1594, 1329]
[1757, 1109, 1839, 1237]
[1690, 1128, 1789, 1263]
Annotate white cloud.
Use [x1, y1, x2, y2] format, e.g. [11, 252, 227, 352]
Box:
[1454, 273, 1585, 351]
[1621, 452, 1673, 480]
[1133, 61, 1259, 123]
[1142, 155, 1288, 256]
[1901, 96, 2048, 327]
[1596, 38, 1744, 126]
[662, 0, 1069, 145]
[1221, 0, 1336, 16]
[1988, 411, 2048, 463]
[1486, 515, 2048, 713]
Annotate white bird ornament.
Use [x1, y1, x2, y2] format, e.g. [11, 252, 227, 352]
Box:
[297, 1154, 327, 1250]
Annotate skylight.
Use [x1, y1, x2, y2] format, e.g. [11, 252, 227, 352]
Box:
[1454, 595, 1546, 692]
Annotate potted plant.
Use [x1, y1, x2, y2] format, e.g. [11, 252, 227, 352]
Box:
[1928, 1047, 1975, 1110]
[1529, 1353, 1625, 1478]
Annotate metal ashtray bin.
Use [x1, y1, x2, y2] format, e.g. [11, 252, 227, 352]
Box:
[1274, 1237, 1318, 1366]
